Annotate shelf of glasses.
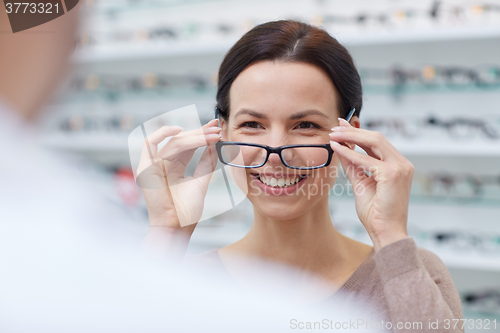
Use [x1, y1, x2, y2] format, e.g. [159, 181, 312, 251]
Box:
[419, 245, 500, 272]
[72, 25, 500, 63]
[388, 141, 500, 157]
[362, 84, 500, 95]
[85, 0, 235, 17]
[462, 310, 500, 324]
[334, 191, 500, 209]
[71, 39, 236, 63]
[337, 25, 500, 46]
[334, 231, 500, 271]
[58, 88, 217, 103]
[335, 229, 500, 271]
[41, 133, 130, 152]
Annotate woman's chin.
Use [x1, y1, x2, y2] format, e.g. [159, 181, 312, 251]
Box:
[250, 198, 307, 220]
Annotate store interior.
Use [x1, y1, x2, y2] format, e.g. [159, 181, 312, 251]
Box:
[40, 0, 500, 327]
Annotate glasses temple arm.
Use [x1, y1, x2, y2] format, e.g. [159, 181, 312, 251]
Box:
[346, 107, 356, 122]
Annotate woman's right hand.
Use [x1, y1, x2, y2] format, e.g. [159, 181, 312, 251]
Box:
[137, 119, 221, 234]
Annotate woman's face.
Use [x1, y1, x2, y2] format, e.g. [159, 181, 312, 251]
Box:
[221, 61, 343, 220]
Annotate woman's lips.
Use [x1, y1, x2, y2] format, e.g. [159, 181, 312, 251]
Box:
[249, 173, 308, 196]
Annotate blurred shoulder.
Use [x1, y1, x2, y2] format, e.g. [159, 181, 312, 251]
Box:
[415, 246, 451, 281]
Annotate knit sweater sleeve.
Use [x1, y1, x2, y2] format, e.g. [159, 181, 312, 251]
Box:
[374, 237, 464, 332]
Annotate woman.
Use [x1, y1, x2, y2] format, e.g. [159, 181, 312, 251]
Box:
[139, 20, 463, 331]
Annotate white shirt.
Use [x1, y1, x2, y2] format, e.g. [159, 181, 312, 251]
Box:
[0, 101, 371, 332]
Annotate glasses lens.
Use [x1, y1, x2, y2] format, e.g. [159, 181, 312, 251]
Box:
[281, 147, 329, 168]
[220, 144, 267, 167]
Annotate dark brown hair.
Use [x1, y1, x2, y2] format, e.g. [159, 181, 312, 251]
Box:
[215, 20, 362, 121]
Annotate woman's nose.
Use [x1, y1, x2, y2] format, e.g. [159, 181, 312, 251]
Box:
[267, 151, 282, 166]
[264, 133, 288, 166]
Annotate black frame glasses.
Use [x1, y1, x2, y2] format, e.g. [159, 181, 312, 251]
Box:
[215, 142, 334, 170]
[214, 108, 355, 170]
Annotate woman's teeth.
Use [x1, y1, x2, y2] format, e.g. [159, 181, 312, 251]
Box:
[256, 175, 305, 188]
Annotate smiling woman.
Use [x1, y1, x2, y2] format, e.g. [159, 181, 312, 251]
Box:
[140, 20, 464, 332]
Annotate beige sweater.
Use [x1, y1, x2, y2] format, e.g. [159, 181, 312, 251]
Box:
[187, 238, 464, 332]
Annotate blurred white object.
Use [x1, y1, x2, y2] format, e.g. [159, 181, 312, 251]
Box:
[0, 101, 374, 332]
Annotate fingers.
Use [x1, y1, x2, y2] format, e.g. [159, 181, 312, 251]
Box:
[147, 119, 219, 180]
[335, 148, 370, 188]
[146, 126, 184, 146]
[204, 118, 219, 128]
[193, 143, 218, 177]
[141, 126, 184, 165]
[146, 118, 218, 154]
[137, 119, 220, 191]
[330, 120, 403, 163]
[157, 132, 219, 161]
[330, 141, 383, 176]
[158, 123, 220, 161]
[192, 144, 218, 184]
[330, 120, 415, 189]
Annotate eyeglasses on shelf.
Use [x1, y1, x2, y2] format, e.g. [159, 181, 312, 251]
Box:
[364, 115, 500, 140]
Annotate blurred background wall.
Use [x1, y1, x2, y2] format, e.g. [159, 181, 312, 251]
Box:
[41, 0, 500, 328]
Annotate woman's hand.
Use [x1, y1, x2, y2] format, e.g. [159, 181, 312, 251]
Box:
[137, 119, 221, 234]
[329, 118, 414, 252]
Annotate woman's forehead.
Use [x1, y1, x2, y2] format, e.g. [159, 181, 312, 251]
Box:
[229, 61, 339, 119]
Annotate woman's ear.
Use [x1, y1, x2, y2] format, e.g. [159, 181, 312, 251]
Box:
[350, 115, 361, 129]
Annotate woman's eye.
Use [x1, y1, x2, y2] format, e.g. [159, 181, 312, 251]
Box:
[296, 121, 320, 129]
[240, 121, 262, 129]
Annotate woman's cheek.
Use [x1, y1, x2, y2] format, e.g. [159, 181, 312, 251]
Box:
[227, 166, 250, 196]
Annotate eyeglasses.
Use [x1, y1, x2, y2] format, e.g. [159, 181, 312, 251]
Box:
[69, 73, 212, 92]
[359, 65, 500, 91]
[462, 289, 500, 314]
[363, 115, 500, 140]
[215, 142, 334, 170]
[216, 108, 355, 170]
[413, 172, 500, 201]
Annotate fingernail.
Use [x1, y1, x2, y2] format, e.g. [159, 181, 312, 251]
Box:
[330, 126, 344, 132]
[206, 126, 221, 133]
[205, 133, 221, 139]
[330, 140, 340, 146]
[338, 118, 352, 127]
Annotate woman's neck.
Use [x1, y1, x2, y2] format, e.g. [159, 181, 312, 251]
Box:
[231, 198, 357, 277]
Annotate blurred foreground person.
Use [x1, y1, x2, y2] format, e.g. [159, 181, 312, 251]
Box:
[0, 3, 378, 333]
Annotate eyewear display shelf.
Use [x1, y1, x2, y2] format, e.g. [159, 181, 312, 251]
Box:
[72, 26, 500, 64]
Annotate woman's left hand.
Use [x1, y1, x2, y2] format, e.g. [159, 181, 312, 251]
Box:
[329, 118, 414, 252]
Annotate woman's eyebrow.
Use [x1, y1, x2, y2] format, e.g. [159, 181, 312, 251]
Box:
[234, 109, 329, 120]
[290, 110, 330, 120]
[234, 109, 268, 119]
